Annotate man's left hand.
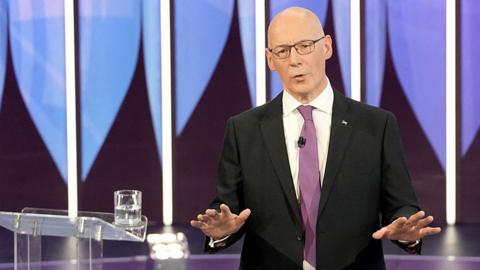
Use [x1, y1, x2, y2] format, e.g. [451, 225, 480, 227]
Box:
[372, 211, 441, 242]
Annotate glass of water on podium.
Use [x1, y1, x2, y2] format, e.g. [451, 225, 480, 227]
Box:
[114, 190, 142, 226]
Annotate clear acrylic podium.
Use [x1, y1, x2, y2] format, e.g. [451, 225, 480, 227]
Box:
[0, 208, 147, 270]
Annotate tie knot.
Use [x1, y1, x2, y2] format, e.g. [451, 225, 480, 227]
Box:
[297, 105, 314, 121]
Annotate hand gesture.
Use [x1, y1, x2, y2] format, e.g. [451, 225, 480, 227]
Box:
[190, 204, 251, 240]
[372, 211, 441, 242]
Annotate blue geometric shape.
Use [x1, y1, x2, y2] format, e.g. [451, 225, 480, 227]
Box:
[79, 0, 141, 179]
[143, 0, 162, 161]
[364, 0, 387, 107]
[332, 0, 351, 98]
[8, 0, 67, 180]
[387, 0, 446, 169]
[269, 0, 329, 99]
[0, 0, 6, 110]
[238, 0, 256, 106]
[175, 0, 234, 135]
[461, 0, 480, 156]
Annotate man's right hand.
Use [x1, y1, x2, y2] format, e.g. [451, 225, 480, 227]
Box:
[190, 204, 251, 240]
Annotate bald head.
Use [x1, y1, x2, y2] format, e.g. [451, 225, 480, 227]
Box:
[265, 7, 332, 103]
[267, 7, 324, 48]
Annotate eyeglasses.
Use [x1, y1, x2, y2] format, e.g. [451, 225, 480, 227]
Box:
[268, 36, 326, 60]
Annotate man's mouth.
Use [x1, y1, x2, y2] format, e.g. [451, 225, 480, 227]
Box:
[292, 74, 306, 80]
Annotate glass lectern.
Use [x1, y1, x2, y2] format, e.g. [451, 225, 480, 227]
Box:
[0, 208, 147, 270]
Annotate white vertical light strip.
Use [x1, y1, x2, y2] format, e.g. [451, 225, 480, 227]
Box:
[161, 0, 173, 225]
[350, 0, 361, 101]
[255, 0, 266, 106]
[64, 0, 78, 218]
[446, 0, 456, 225]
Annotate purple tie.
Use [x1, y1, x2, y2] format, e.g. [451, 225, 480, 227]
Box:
[298, 105, 321, 267]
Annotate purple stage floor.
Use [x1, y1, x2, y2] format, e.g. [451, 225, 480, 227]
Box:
[0, 255, 480, 270]
[1, 224, 479, 269]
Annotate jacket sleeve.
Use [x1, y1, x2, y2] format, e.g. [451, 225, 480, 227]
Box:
[204, 117, 246, 253]
[380, 112, 422, 254]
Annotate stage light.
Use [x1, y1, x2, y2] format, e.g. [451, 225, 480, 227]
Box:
[147, 232, 189, 270]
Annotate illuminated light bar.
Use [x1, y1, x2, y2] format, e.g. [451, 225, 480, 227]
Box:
[350, 0, 361, 101]
[161, 0, 173, 226]
[64, 0, 78, 219]
[255, 0, 266, 106]
[445, 0, 456, 225]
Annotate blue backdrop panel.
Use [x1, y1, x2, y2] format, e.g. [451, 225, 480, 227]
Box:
[143, 0, 163, 161]
[8, 0, 67, 179]
[387, 0, 446, 169]
[461, 0, 480, 156]
[376, 0, 446, 223]
[79, 0, 141, 179]
[364, 0, 386, 107]
[459, 0, 480, 223]
[78, 0, 163, 223]
[173, 1, 252, 223]
[237, 0, 256, 106]
[174, 0, 235, 135]
[331, 0, 352, 98]
[0, 0, 67, 211]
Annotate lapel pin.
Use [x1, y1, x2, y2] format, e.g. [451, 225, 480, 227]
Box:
[341, 120, 348, 126]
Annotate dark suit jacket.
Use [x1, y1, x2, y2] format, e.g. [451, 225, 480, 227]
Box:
[207, 90, 420, 270]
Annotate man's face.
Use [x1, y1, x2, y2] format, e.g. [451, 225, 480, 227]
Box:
[266, 16, 332, 100]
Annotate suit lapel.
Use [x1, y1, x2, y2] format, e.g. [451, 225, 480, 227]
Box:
[319, 90, 354, 217]
[260, 93, 302, 228]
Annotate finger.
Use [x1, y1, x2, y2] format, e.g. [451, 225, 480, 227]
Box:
[190, 220, 206, 229]
[236, 208, 251, 223]
[205, 209, 219, 218]
[405, 211, 425, 226]
[198, 214, 214, 224]
[414, 216, 434, 229]
[220, 204, 232, 217]
[376, 217, 408, 239]
[419, 227, 442, 237]
[391, 217, 408, 230]
[372, 227, 388, 239]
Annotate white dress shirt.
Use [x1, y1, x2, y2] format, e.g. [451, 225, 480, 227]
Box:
[282, 82, 333, 270]
[282, 82, 333, 199]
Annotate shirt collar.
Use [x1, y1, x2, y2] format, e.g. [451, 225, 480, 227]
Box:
[282, 79, 334, 116]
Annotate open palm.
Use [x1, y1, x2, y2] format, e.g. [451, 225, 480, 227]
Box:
[372, 211, 441, 242]
[191, 204, 251, 240]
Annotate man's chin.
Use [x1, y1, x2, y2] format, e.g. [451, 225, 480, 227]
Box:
[289, 86, 313, 95]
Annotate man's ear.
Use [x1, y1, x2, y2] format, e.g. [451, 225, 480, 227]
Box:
[323, 35, 333, 60]
[265, 48, 276, 71]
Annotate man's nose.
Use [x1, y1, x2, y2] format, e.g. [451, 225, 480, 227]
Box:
[288, 48, 302, 66]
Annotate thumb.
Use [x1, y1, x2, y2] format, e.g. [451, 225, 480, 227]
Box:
[237, 208, 251, 223]
[220, 204, 232, 217]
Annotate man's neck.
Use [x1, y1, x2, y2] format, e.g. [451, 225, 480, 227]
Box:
[294, 90, 324, 104]
[286, 79, 328, 104]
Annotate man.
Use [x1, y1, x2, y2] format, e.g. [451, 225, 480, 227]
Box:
[191, 7, 441, 270]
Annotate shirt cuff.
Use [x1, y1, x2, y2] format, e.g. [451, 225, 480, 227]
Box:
[398, 239, 420, 248]
[208, 235, 231, 248]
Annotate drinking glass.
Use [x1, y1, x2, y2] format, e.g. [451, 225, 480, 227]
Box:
[114, 190, 142, 226]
